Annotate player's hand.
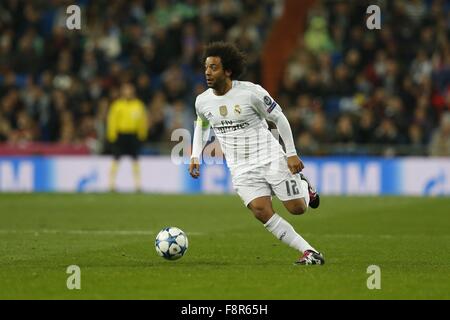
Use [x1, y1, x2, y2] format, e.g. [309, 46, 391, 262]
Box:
[189, 157, 201, 179]
[287, 155, 304, 174]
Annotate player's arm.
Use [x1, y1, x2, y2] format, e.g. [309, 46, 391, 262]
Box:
[107, 101, 119, 143]
[266, 108, 304, 174]
[251, 87, 304, 174]
[189, 112, 210, 179]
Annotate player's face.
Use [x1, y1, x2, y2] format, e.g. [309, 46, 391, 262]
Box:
[204, 56, 229, 89]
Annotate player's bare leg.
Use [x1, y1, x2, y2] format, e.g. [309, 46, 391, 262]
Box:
[282, 198, 308, 215]
[247, 196, 274, 223]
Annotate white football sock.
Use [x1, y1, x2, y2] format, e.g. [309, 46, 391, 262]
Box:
[264, 213, 316, 253]
[300, 179, 310, 208]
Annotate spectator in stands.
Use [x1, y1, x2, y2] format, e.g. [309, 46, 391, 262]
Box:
[0, 115, 11, 142]
[407, 123, 426, 155]
[356, 109, 376, 144]
[334, 114, 356, 144]
[11, 111, 38, 143]
[165, 99, 195, 135]
[94, 97, 110, 154]
[0, 0, 448, 158]
[147, 91, 169, 143]
[296, 131, 320, 156]
[374, 118, 401, 146]
[309, 111, 332, 145]
[59, 110, 76, 145]
[304, 16, 334, 54]
[283, 0, 449, 155]
[429, 112, 450, 156]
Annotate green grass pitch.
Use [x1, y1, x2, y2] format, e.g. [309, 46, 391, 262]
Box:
[0, 194, 449, 299]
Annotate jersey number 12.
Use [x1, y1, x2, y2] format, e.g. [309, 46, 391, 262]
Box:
[285, 180, 299, 196]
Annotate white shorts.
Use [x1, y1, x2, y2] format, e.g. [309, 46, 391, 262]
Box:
[232, 156, 307, 207]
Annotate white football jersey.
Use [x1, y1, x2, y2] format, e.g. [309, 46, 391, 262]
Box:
[195, 80, 285, 176]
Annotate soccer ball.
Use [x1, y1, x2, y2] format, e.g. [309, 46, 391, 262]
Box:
[155, 227, 188, 260]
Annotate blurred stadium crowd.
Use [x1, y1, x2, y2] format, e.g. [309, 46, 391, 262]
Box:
[280, 0, 450, 156]
[0, 0, 449, 156]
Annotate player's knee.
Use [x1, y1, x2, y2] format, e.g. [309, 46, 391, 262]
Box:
[288, 201, 307, 215]
[248, 204, 273, 223]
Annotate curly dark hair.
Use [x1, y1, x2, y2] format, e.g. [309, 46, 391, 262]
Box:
[202, 42, 247, 80]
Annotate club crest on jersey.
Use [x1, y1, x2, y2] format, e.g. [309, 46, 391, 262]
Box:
[264, 96, 272, 106]
[234, 105, 241, 115]
[219, 105, 228, 117]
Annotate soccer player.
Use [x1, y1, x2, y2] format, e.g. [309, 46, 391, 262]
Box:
[107, 82, 147, 192]
[189, 42, 324, 265]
